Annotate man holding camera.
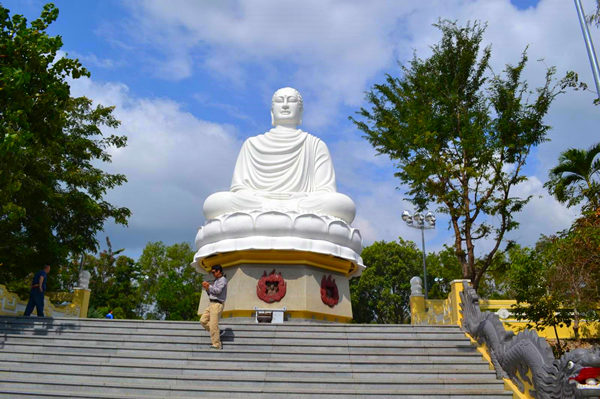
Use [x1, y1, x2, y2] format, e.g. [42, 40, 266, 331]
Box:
[200, 265, 228, 350]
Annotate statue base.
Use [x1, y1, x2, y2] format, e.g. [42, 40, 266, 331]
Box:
[196, 250, 354, 323]
[192, 210, 364, 270]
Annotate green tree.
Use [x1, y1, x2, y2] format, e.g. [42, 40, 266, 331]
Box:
[548, 209, 600, 339]
[137, 242, 202, 320]
[351, 20, 570, 291]
[507, 209, 600, 348]
[351, 239, 423, 324]
[49, 257, 81, 292]
[544, 142, 600, 210]
[505, 241, 571, 353]
[86, 237, 140, 319]
[0, 3, 130, 283]
[425, 245, 462, 299]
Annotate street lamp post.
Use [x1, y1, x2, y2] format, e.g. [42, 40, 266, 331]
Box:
[402, 210, 436, 300]
[574, 0, 600, 98]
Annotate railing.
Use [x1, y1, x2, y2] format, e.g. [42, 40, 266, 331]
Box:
[410, 276, 600, 398]
[409, 277, 600, 339]
[409, 277, 465, 326]
[0, 271, 91, 318]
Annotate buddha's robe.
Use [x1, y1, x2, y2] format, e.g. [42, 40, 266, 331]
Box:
[203, 128, 356, 223]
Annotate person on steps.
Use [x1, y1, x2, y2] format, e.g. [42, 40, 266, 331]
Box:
[200, 265, 228, 350]
[24, 265, 50, 317]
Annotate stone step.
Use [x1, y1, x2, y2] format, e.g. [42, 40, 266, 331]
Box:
[0, 316, 510, 397]
[0, 376, 511, 397]
[0, 317, 463, 332]
[0, 387, 513, 399]
[0, 326, 465, 341]
[0, 367, 502, 387]
[0, 342, 482, 359]
[0, 351, 491, 369]
[0, 316, 460, 332]
[0, 360, 497, 379]
[0, 343, 478, 356]
[0, 334, 474, 348]
[0, 326, 469, 340]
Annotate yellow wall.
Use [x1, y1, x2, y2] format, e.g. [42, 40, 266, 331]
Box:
[410, 281, 599, 339]
[0, 284, 90, 318]
[480, 299, 600, 339]
[410, 279, 469, 326]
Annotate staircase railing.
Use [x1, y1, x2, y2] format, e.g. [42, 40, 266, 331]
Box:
[410, 276, 600, 398]
[409, 277, 600, 339]
[0, 271, 91, 318]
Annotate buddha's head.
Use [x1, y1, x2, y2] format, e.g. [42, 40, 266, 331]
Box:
[271, 87, 303, 127]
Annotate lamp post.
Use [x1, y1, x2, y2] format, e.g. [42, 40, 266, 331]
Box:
[402, 210, 436, 300]
[574, 0, 600, 97]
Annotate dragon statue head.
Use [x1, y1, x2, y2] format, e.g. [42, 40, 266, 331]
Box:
[540, 348, 600, 398]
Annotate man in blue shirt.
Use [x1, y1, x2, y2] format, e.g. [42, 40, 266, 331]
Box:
[24, 264, 50, 317]
[200, 265, 228, 350]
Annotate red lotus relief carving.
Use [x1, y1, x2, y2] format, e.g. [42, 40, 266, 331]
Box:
[257, 269, 286, 303]
[321, 275, 339, 307]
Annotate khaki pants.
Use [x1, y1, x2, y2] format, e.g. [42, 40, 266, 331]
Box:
[200, 302, 224, 348]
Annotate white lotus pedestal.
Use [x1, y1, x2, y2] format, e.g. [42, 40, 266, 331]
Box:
[192, 210, 364, 323]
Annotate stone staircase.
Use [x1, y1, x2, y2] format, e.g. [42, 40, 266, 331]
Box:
[0, 316, 511, 398]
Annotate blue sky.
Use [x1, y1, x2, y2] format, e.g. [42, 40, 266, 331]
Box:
[3, 0, 599, 259]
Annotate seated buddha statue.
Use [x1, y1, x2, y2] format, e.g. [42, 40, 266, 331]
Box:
[202, 87, 356, 224]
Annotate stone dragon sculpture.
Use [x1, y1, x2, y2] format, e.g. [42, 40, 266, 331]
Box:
[460, 281, 600, 398]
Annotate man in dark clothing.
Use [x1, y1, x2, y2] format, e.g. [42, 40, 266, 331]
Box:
[24, 265, 50, 317]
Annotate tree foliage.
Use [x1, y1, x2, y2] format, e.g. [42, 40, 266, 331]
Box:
[86, 238, 140, 320]
[137, 241, 202, 320]
[0, 3, 130, 283]
[549, 208, 600, 339]
[82, 240, 203, 320]
[351, 239, 422, 323]
[544, 142, 600, 210]
[424, 245, 462, 299]
[507, 210, 600, 346]
[505, 242, 571, 353]
[350, 239, 462, 323]
[351, 20, 570, 291]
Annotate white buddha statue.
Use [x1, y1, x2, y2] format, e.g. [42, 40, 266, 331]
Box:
[203, 87, 356, 224]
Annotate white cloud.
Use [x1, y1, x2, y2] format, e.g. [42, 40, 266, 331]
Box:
[121, 0, 419, 127]
[84, 0, 598, 254]
[507, 175, 581, 244]
[121, 0, 598, 150]
[68, 51, 122, 70]
[69, 78, 242, 255]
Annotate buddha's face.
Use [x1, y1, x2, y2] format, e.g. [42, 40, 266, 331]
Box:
[271, 88, 303, 127]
